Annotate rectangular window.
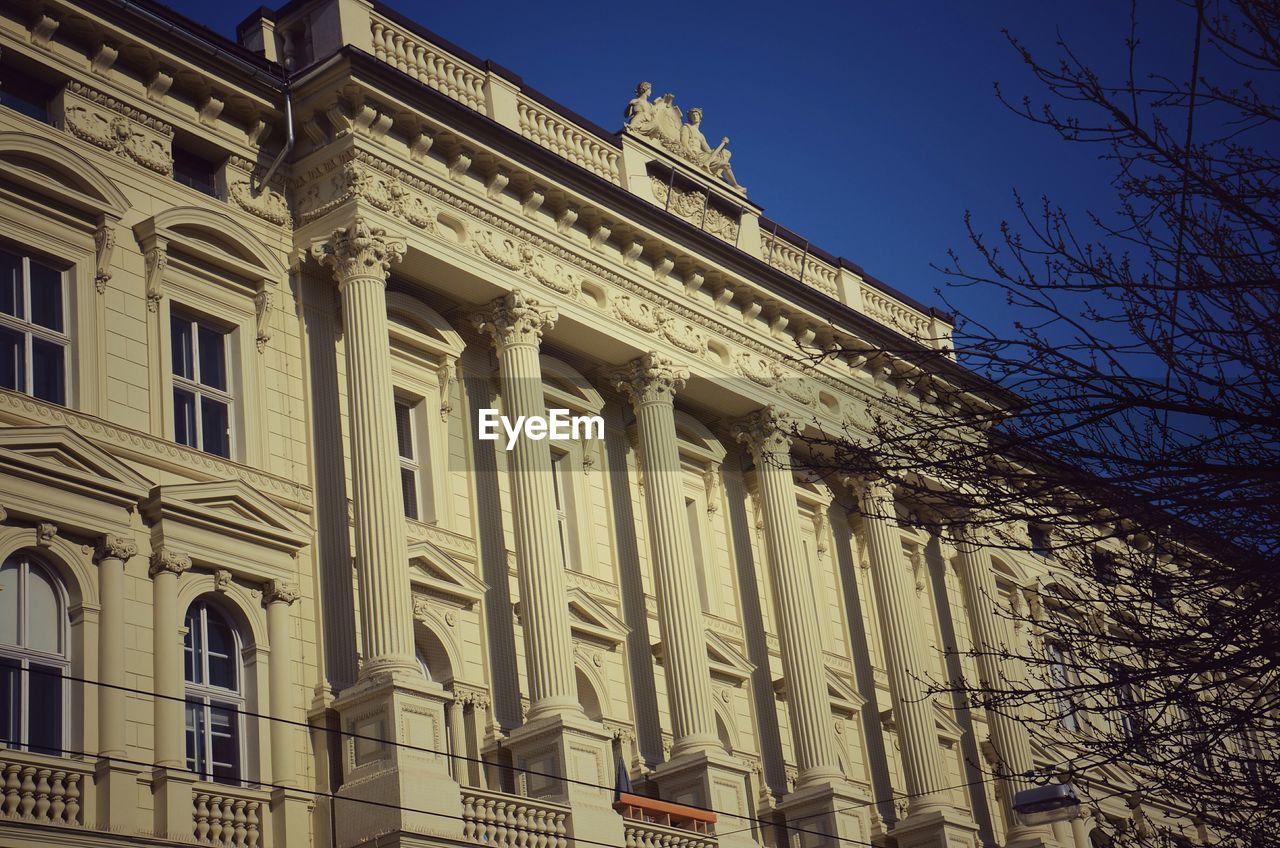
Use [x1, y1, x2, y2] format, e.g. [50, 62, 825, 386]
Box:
[0, 65, 53, 124]
[0, 248, 68, 405]
[395, 399, 420, 521]
[171, 312, 232, 458]
[686, 497, 710, 613]
[551, 451, 576, 571]
[0, 660, 63, 756]
[1046, 643, 1078, 731]
[172, 146, 221, 196]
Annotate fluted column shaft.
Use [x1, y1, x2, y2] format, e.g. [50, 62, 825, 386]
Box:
[614, 354, 719, 755]
[447, 698, 467, 782]
[856, 478, 949, 814]
[474, 290, 579, 718]
[150, 548, 190, 768]
[734, 408, 843, 786]
[313, 218, 417, 676]
[953, 524, 1041, 831]
[265, 581, 300, 786]
[96, 535, 135, 758]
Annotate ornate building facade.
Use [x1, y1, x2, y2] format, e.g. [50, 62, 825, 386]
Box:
[0, 1, 1144, 847]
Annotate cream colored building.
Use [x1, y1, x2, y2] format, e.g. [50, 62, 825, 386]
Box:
[0, 1, 1141, 847]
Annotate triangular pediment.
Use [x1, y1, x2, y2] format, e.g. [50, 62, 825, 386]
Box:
[705, 631, 754, 683]
[826, 669, 865, 711]
[144, 479, 309, 553]
[408, 539, 487, 607]
[567, 588, 629, 646]
[0, 426, 152, 509]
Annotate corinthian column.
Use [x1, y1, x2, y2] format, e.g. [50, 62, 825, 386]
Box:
[312, 217, 417, 677]
[96, 534, 136, 758]
[612, 353, 719, 755]
[473, 290, 579, 719]
[854, 477, 949, 815]
[733, 407, 843, 787]
[149, 547, 191, 769]
[952, 523, 1048, 845]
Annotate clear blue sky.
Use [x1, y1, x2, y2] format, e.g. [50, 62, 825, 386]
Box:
[163, 0, 1199, 326]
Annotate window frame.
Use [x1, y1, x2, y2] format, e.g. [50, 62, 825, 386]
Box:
[169, 310, 235, 459]
[1045, 641, 1079, 732]
[0, 552, 70, 756]
[183, 599, 246, 786]
[395, 396, 423, 521]
[0, 247, 70, 406]
[550, 448, 579, 572]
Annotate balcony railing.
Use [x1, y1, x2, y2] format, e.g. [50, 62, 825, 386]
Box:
[614, 793, 717, 848]
[461, 787, 570, 847]
[193, 784, 269, 848]
[0, 750, 89, 827]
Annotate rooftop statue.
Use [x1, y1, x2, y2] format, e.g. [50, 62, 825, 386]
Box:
[624, 82, 745, 192]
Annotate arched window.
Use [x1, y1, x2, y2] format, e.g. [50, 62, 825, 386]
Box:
[184, 599, 243, 784]
[0, 552, 68, 755]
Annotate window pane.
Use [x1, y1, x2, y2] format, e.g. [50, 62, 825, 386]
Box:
[395, 402, 413, 459]
[27, 261, 62, 332]
[0, 325, 23, 392]
[401, 468, 418, 521]
[201, 397, 230, 458]
[185, 700, 205, 775]
[25, 565, 60, 654]
[0, 657, 18, 748]
[0, 250, 20, 318]
[174, 388, 197, 448]
[171, 316, 193, 380]
[27, 664, 62, 756]
[184, 606, 202, 684]
[197, 325, 226, 390]
[30, 337, 65, 405]
[0, 562, 17, 646]
[209, 704, 240, 784]
[204, 609, 236, 691]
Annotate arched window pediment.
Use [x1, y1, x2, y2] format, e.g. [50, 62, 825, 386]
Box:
[0, 132, 130, 222]
[133, 206, 285, 298]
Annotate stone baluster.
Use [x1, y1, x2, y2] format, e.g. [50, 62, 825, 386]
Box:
[612, 352, 719, 755]
[473, 290, 579, 719]
[733, 407, 843, 786]
[312, 217, 418, 676]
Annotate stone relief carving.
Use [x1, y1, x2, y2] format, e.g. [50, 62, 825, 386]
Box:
[93, 224, 115, 294]
[229, 181, 289, 226]
[625, 82, 744, 192]
[62, 83, 173, 176]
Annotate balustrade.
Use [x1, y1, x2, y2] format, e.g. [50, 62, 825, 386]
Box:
[460, 787, 570, 848]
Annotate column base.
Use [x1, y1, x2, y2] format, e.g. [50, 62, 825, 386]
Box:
[330, 670, 463, 847]
[505, 711, 626, 845]
[95, 757, 145, 832]
[271, 786, 314, 847]
[776, 778, 874, 848]
[890, 806, 980, 848]
[151, 765, 199, 842]
[1007, 823, 1058, 848]
[651, 748, 756, 848]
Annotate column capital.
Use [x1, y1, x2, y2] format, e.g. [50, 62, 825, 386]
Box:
[95, 533, 137, 563]
[311, 215, 405, 283]
[472, 289, 557, 350]
[610, 351, 688, 406]
[148, 547, 191, 578]
[264, 579, 301, 606]
[731, 406, 800, 456]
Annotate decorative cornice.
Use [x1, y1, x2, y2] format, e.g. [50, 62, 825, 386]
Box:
[95, 533, 137, 563]
[610, 352, 688, 407]
[148, 547, 191, 578]
[65, 81, 174, 136]
[471, 289, 557, 351]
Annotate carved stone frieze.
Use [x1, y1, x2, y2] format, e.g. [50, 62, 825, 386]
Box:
[229, 181, 289, 226]
[59, 83, 173, 175]
[519, 244, 581, 297]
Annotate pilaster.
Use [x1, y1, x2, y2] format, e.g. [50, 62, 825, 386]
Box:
[94, 533, 139, 831]
[148, 546, 190, 769]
